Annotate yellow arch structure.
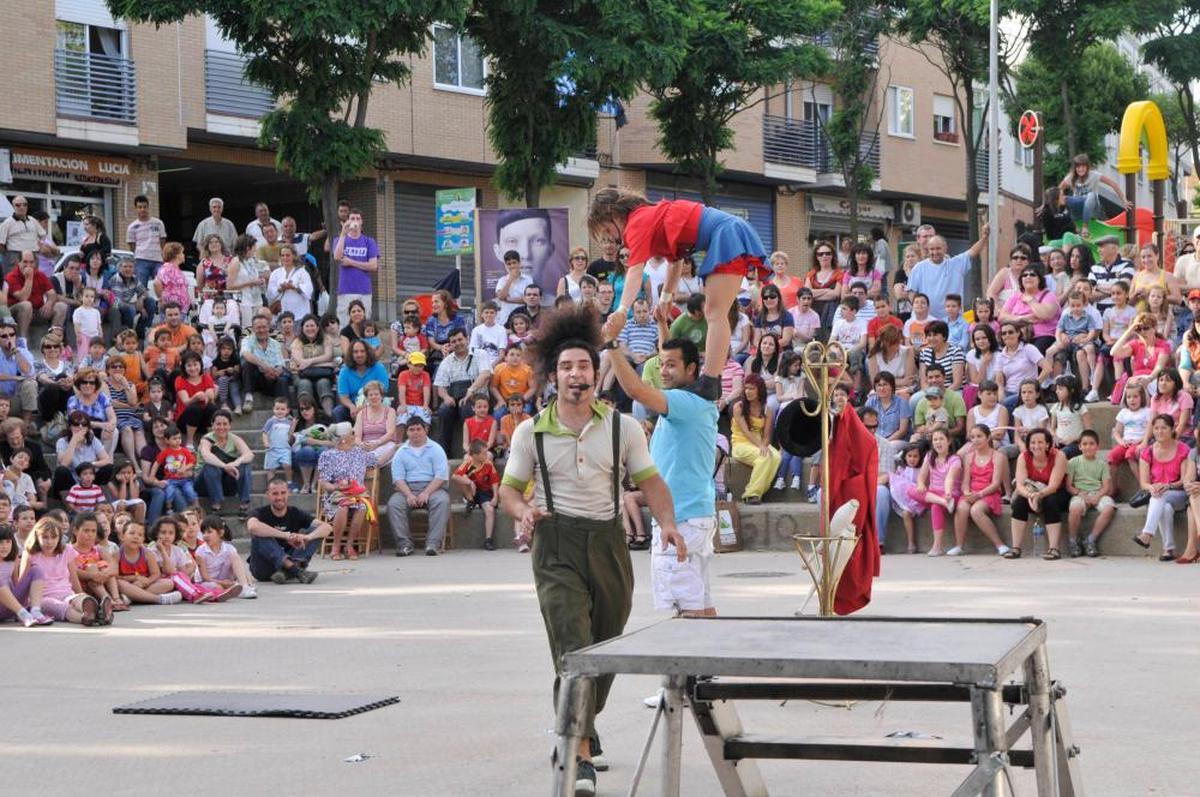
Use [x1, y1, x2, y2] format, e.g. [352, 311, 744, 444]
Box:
[1117, 100, 1169, 181]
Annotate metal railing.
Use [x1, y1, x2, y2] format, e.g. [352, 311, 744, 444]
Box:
[976, 143, 990, 192]
[204, 50, 275, 118]
[54, 49, 137, 124]
[763, 115, 881, 178]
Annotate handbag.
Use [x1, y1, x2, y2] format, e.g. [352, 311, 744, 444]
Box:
[447, 354, 475, 402]
[300, 366, 336, 380]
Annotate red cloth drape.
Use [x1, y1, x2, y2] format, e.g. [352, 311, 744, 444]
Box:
[829, 405, 880, 615]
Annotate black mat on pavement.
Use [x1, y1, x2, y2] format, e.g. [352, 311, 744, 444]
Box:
[113, 691, 399, 719]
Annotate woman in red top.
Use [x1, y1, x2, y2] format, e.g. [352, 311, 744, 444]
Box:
[1108, 312, 1171, 404]
[1006, 429, 1069, 560]
[1135, 414, 1191, 561]
[174, 351, 217, 447]
[589, 188, 768, 401]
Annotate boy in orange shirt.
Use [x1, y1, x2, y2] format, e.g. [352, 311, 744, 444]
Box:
[496, 394, 530, 460]
[144, 327, 181, 394]
[114, 328, 150, 397]
[490, 344, 534, 417]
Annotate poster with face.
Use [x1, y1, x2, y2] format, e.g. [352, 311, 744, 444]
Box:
[475, 207, 569, 304]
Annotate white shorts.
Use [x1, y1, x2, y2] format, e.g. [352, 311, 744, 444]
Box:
[650, 516, 716, 612]
[1069, 494, 1115, 512]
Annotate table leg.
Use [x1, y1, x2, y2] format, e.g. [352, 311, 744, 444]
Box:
[661, 675, 686, 797]
[970, 686, 1009, 797]
[552, 675, 593, 797]
[1024, 644, 1056, 795]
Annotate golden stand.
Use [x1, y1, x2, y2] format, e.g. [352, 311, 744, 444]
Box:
[791, 340, 860, 617]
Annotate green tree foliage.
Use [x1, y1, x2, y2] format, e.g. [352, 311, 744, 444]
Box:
[823, 2, 891, 236]
[892, 0, 997, 242]
[646, 0, 839, 203]
[1008, 0, 1176, 157]
[466, 0, 688, 207]
[108, 0, 467, 300]
[1008, 44, 1150, 187]
[1143, 1, 1200, 192]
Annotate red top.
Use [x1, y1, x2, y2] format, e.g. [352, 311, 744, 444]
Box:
[455, 460, 500, 492]
[1022, 448, 1061, 485]
[622, 200, 703, 267]
[465, 414, 495, 444]
[868, 315, 903, 339]
[1140, 441, 1190, 484]
[118, 546, 150, 578]
[174, 374, 215, 419]
[397, 369, 431, 406]
[5, 269, 53, 309]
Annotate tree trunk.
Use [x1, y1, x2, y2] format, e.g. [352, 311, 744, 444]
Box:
[848, 188, 860, 239]
[525, 176, 541, 209]
[1060, 78, 1077, 157]
[322, 173, 341, 307]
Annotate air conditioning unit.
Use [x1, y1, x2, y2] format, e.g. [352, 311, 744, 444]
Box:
[896, 200, 921, 228]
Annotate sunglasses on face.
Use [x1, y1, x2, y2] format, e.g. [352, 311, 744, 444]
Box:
[80, 381, 99, 387]
[1011, 255, 1029, 261]
[42, 344, 60, 350]
[1001, 329, 1018, 335]
[1021, 272, 1038, 278]
[571, 255, 587, 261]
[816, 251, 833, 257]
[70, 421, 89, 427]
[619, 253, 629, 260]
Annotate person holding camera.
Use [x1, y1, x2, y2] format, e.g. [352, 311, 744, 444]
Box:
[332, 208, 378, 320]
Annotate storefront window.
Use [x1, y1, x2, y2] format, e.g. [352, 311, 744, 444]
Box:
[4, 179, 110, 246]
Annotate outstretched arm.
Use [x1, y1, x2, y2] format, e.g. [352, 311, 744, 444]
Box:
[608, 344, 668, 415]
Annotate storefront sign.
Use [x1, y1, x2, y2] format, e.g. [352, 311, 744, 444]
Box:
[435, 187, 476, 256]
[809, 195, 893, 220]
[7, 146, 132, 187]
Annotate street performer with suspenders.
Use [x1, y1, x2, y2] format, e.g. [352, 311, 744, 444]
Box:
[498, 305, 687, 797]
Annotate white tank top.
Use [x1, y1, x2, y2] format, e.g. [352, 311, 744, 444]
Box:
[971, 403, 1008, 445]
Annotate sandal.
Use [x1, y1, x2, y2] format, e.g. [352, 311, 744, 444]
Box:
[1159, 552, 1177, 562]
[1132, 534, 1151, 549]
[330, 552, 344, 561]
[99, 596, 114, 625]
[79, 595, 99, 627]
[1043, 548, 1061, 561]
[347, 548, 359, 560]
[1003, 547, 1022, 559]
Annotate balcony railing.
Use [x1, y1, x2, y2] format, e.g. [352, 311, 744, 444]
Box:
[763, 115, 881, 178]
[54, 49, 137, 124]
[976, 143, 990, 192]
[204, 50, 275, 118]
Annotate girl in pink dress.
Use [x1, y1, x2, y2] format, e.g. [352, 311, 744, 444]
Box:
[908, 429, 963, 556]
[149, 517, 239, 603]
[19, 517, 102, 625]
[889, 444, 926, 554]
[155, 242, 193, 316]
[952, 424, 1010, 556]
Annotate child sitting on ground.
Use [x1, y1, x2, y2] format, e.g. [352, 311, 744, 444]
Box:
[21, 517, 100, 625]
[116, 519, 182, 605]
[452, 440, 500, 550]
[69, 511, 124, 614]
[195, 516, 256, 595]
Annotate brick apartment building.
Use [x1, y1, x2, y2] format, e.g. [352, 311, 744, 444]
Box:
[1, 1, 1042, 320]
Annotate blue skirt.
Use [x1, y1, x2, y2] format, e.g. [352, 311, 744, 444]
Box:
[695, 207, 768, 280]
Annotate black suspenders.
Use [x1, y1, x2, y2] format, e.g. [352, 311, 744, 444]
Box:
[533, 409, 622, 521]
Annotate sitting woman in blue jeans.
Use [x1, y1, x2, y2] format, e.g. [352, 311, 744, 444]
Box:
[197, 410, 254, 514]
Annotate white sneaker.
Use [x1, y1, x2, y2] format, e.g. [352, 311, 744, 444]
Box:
[773, 478, 785, 491]
[518, 543, 531, 553]
[946, 546, 964, 556]
[158, 591, 183, 605]
[997, 545, 1012, 556]
[926, 549, 945, 557]
[1084, 388, 1100, 403]
[790, 475, 801, 490]
[243, 395, 254, 412]
[240, 584, 257, 599]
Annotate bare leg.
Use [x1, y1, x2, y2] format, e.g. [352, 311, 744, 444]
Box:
[482, 500, 496, 540]
[970, 501, 1003, 547]
[701, 274, 742, 380]
[330, 508, 348, 556]
[229, 556, 254, 587]
[901, 511, 916, 552]
[1046, 523, 1064, 553]
[1092, 503, 1116, 538]
[118, 581, 164, 604]
[953, 501, 970, 548]
[347, 509, 366, 556]
[624, 492, 646, 540]
[1011, 519, 1027, 551]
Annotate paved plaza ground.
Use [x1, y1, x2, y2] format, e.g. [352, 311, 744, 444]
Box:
[2, 548, 1196, 796]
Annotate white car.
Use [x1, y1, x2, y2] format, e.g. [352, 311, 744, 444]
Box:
[53, 247, 135, 273]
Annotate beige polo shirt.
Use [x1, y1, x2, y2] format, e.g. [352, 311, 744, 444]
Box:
[1175, 253, 1200, 292]
[0, 216, 45, 252]
[502, 399, 657, 521]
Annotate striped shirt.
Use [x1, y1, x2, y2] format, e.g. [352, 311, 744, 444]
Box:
[65, 484, 106, 512]
[618, 319, 659, 356]
[918, 344, 966, 378]
[1089, 258, 1135, 307]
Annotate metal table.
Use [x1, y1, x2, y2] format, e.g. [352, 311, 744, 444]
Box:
[552, 616, 1082, 796]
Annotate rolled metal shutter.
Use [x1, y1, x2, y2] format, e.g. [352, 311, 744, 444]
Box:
[394, 183, 476, 307]
[645, 185, 775, 253]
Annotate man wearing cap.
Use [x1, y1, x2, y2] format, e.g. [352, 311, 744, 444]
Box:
[898, 225, 989, 320]
[1175, 230, 1200, 293]
[497, 305, 686, 795]
[387, 415, 450, 556]
[1088, 235, 1135, 310]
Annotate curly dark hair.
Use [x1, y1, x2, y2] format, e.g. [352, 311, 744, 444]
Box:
[529, 304, 601, 381]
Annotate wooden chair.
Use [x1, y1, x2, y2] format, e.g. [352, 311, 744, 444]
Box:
[403, 493, 457, 552]
[317, 467, 382, 558]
